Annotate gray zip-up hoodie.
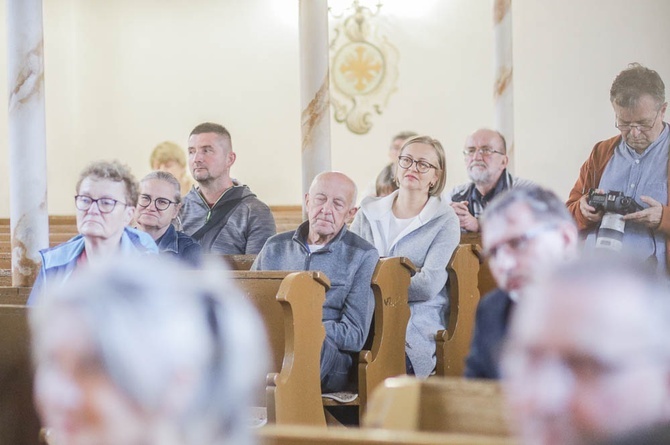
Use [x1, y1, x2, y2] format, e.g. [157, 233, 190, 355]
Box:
[180, 185, 276, 254]
[251, 222, 379, 353]
[351, 191, 460, 377]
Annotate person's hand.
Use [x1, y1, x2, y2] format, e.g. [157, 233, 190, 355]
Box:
[579, 193, 603, 224]
[622, 196, 663, 230]
[450, 201, 480, 232]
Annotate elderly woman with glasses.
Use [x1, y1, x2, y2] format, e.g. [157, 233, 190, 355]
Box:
[351, 135, 460, 377]
[135, 171, 202, 267]
[28, 160, 158, 305]
[32, 256, 267, 445]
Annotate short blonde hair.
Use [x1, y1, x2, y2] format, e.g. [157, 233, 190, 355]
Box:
[149, 141, 187, 169]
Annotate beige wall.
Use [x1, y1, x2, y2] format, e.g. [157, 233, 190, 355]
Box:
[0, 0, 669, 217]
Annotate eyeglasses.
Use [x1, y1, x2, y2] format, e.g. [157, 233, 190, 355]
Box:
[74, 195, 127, 213]
[137, 194, 178, 211]
[463, 147, 505, 157]
[483, 224, 557, 260]
[615, 109, 660, 132]
[398, 155, 438, 173]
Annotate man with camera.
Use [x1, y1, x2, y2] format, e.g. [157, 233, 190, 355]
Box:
[567, 63, 669, 272]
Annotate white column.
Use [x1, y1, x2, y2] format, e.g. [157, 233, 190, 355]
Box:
[493, 0, 515, 172]
[299, 0, 331, 214]
[6, 0, 49, 286]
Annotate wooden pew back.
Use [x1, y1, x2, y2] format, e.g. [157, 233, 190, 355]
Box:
[460, 232, 496, 296]
[0, 305, 42, 445]
[229, 270, 329, 426]
[228, 255, 415, 423]
[0, 287, 31, 305]
[355, 257, 414, 417]
[435, 243, 482, 376]
[364, 376, 511, 437]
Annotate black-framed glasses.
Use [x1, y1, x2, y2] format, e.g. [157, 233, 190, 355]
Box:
[463, 147, 505, 157]
[615, 109, 660, 132]
[74, 195, 127, 213]
[398, 155, 437, 173]
[137, 194, 178, 211]
[483, 225, 557, 261]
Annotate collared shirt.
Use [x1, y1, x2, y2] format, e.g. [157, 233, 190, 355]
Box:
[587, 123, 669, 270]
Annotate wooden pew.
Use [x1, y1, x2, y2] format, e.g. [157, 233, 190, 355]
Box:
[363, 376, 512, 438]
[322, 257, 414, 421]
[434, 244, 482, 377]
[269, 205, 303, 234]
[1, 270, 331, 428]
[230, 257, 415, 422]
[460, 232, 496, 297]
[0, 287, 31, 305]
[257, 425, 517, 445]
[0, 305, 42, 445]
[0, 270, 12, 287]
[230, 270, 329, 426]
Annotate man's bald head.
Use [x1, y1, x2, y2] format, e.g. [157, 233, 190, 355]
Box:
[309, 172, 358, 208]
[305, 172, 358, 245]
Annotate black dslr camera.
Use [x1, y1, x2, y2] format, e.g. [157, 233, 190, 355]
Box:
[587, 189, 643, 215]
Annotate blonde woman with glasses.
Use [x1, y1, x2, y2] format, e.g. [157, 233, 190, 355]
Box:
[351, 135, 460, 377]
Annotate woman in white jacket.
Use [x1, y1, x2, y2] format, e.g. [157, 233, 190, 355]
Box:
[351, 135, 460, 377]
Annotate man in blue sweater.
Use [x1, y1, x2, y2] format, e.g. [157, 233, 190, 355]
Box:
[252, 172, 379, 392]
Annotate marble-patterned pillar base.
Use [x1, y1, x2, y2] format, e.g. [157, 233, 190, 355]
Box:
[299, 0, 332, 217]
[494, 0, 515, 172]
[6, 0, 49, 286]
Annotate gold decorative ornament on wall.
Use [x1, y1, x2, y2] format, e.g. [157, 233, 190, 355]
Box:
[329, 0, 399, 135]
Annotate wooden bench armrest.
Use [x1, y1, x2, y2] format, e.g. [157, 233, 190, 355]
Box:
[269, 271, 329, 426]
[435, 244, 481, 377]
[356, 257, 414, 419]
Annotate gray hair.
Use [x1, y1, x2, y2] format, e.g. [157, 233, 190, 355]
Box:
[141, 170, 182, 204]
[480, 185, 575, 229]
[610, 63, 666, 109]
[76, 160, 139, 206]
[31, 257, 267, 445]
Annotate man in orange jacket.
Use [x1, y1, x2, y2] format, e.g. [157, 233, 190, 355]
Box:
[566, 63, 669, 273]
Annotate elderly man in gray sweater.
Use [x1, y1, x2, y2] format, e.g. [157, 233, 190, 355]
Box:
[252, 172, 379, 392]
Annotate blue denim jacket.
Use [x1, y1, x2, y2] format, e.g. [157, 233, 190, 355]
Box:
[28, 227, 158, 305]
